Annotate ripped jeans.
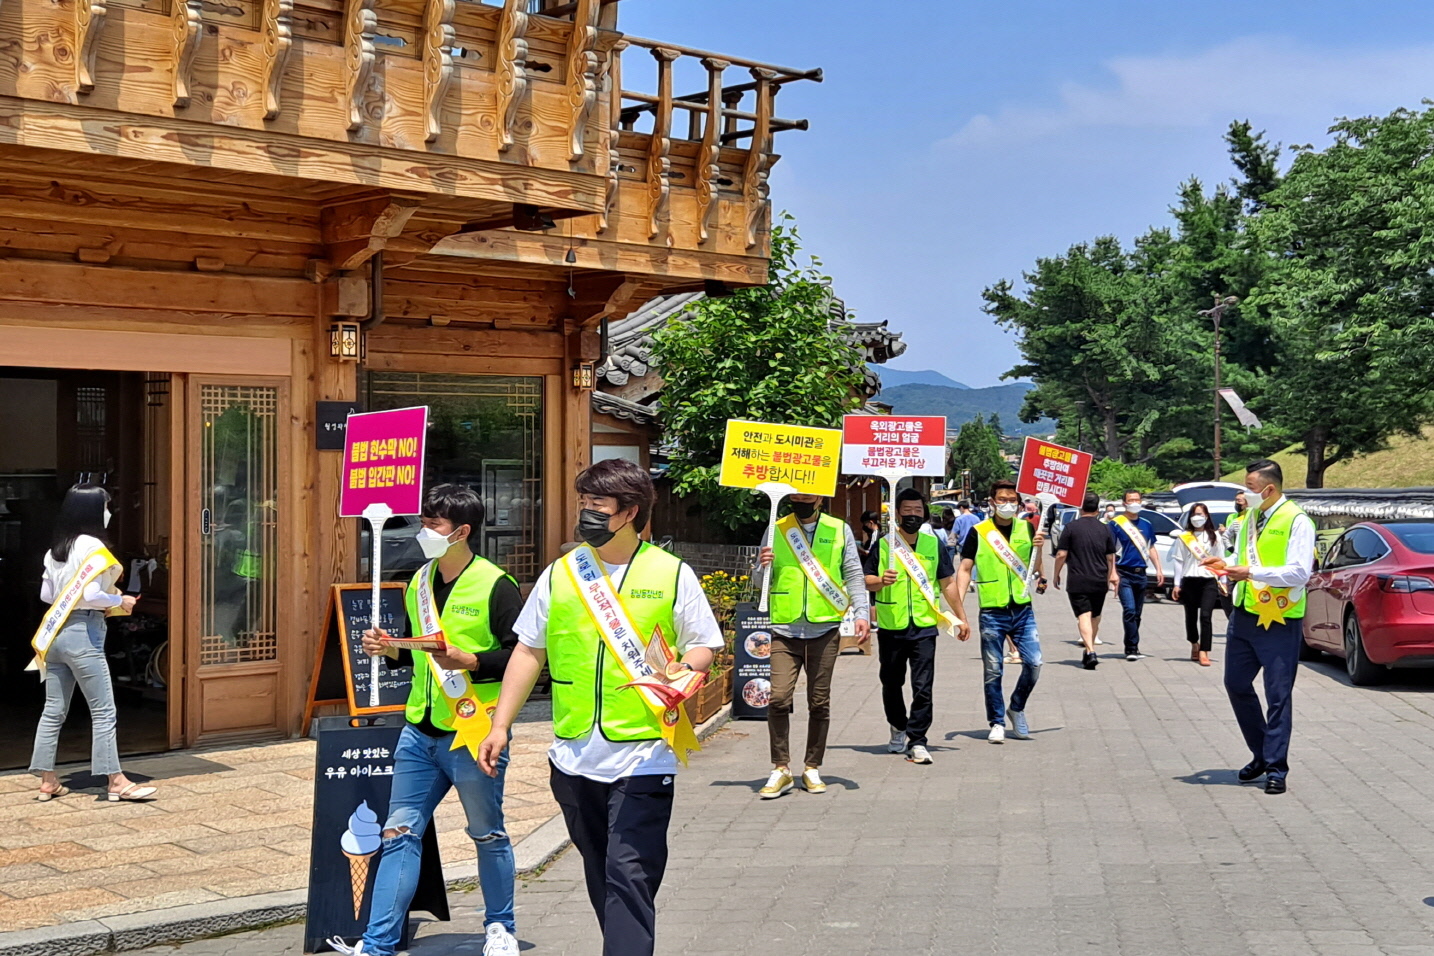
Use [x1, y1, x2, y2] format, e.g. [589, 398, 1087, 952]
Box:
[979, 603, 1042, 727]
[362, 723, 515, 955]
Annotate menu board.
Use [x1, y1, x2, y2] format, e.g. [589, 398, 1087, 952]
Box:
[730, 602, 772, 720]
[304, 584, 413, 727]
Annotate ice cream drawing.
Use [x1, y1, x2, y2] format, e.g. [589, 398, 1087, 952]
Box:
[340, 801, 382, 919]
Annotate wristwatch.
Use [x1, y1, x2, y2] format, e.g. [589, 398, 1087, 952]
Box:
[676, 662, 694, 672]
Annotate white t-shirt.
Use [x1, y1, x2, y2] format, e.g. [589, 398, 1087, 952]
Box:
[515, 554, 724, 783]
[40, 535, 124, 610]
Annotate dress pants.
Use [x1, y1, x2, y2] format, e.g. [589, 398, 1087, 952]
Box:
[877, 632, 936, 748]
[767, 629, 840, 768]
[1224, 608, 1302, 779]
[550, 764, 674, 956]
[1179, 576, 1219, 652]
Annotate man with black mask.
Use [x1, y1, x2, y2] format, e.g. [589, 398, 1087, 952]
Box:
[755, 493, 870, 798]
[864, 489, 968, 764]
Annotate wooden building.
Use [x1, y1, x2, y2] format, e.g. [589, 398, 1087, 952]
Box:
[0, 0, 818, 764]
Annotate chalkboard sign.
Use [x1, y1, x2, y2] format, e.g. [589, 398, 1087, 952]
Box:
[303, 715, 448, 953]
[731, 602, 772, 720]
[304, 584, 413, 728]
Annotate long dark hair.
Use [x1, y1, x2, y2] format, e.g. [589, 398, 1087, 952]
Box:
[1185, 502, 1217, 546]
[51, 484, 111, 562]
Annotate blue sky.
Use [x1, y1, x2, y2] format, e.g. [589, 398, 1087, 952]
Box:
[620, 1, 1434, 387]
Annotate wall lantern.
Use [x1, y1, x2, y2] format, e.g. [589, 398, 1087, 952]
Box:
[329, 321, 364, 362]
[572, 362, 596, 390]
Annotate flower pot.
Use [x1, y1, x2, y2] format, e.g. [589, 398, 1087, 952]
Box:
[684, 668, 730, 726]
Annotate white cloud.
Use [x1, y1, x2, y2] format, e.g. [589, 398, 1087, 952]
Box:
[947, 37, 1434, 149]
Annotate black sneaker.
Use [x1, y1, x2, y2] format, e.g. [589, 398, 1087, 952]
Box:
[1082, 651, 1098, 669]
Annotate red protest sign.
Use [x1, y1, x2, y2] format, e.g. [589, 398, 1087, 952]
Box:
[339, 407, 428, 517]
[841, 415, 947, 476]
[1015, 437, 1092, 507]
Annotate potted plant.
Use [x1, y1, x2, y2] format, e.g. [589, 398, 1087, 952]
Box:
[685, 570, 745, 724]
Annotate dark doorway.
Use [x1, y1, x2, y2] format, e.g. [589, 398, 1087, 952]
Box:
[0, 368, 171, 772]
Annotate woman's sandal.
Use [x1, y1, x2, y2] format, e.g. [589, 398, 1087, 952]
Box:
[107, 783, 157, 802]
[35, 785, 69, 802]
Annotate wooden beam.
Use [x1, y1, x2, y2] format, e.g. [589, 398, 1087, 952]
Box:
[75, 0, 108, 95]
[597, 38, 628, 234]
[695, 57, 728, 245]
[743, 68, 777, 250]
[422, 0, 457, 143]
[171, 0, 204, 109]
[261, 0, 295, 122]
[564, 0, 601, 162]
[496, 0, 530, 153]
[320, 194, 425, 270]
[344, 0, 378, 133]
[0, 259, 320, 315]
[646, 47, 680, 239]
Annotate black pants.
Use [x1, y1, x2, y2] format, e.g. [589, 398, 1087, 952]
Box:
[550, 763, 675, 956]
[1180, 576, 1219, 652]
[877, 632, 936, 748]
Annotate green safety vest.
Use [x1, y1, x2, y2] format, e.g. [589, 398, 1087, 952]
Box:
[874, 532, 942, 631]
[1234, 500, 1309, 619]
[769, 513, 849, 625]
[402, 556, 512, 732]
[972, 518, 1033, 609]
[547, 542, 682, 742]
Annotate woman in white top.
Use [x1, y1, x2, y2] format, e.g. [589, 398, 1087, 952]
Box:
[1171, 502, 1226, 667]
[30, 484, 156, 802]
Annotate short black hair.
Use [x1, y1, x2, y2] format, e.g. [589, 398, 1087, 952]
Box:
[895, 487, 929, 520]
[990, 478, 1018, 498]
[422, 483, 485, 554]
[1122, 489, 1142, 501]
[958, 500, 972, 510]
[1246, 458, 1283, 488]
[860, 510, 880, 525]
[51, 483, 111, 562]
[1082, 491, 1100, 513]
[576, 458, 655, 532]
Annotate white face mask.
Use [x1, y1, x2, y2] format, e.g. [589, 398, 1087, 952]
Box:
[1126, 502, 1143, 514]
[103, 508, 112, 528]
[1191, 515, 1207, 528]
[415, 527, 458, 560]
[995, 502, 1020, 519]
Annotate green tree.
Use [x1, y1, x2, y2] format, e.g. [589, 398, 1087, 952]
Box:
[1245, 106, 1434, 487]
[1087, 459, 1165, 499]
[652, 218, 867, 531]
[949, 415, 1010, 499]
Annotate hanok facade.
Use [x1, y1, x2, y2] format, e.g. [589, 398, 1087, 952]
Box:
[0, 0, 817, 765]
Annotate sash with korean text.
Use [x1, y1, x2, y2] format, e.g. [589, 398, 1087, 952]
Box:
[562, 546, 700, 764]
[982, 523, 1033, 587]
[1242, 503, 1298, 629]
[1114, 515, 1151, 560]
[414, 562, 499, 759]
[28, 548, 120, 680]
[1179, 531, 1229, 596]
[890, 534, 960, 636]
[777, 515, 851, 616]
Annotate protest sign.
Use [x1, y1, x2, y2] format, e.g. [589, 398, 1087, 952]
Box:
[340, 406, 429, 707]
[718, 419, 843, 612]
[841, 415, 947, 477]
[1015, 437, 1092, 507]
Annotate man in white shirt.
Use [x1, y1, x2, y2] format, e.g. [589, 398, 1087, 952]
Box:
[479, 460, 721, 956]
[1206, 460, 1315, 796]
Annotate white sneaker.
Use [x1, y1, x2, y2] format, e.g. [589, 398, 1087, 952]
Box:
[908, 744, 932, 764]
[887, 726, 907, 753]
[988, 724, 1005, 744]
[484, 923, 520, 956]
[1008, 711, 1032, 740]
[1094, 637, 1103, 645]
[326, 938, 364, 955]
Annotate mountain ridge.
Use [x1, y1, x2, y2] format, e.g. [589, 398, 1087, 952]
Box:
[877, 382, 1056, 437]
[868, 365, 970, 390]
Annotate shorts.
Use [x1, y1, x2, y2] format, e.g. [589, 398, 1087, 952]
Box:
[1067, 590, 1107, 618]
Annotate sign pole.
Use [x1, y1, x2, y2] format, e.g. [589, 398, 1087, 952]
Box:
[362, 502, 393, 708]
[755, 481, 796, 613]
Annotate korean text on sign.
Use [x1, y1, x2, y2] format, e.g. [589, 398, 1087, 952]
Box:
[339, 406, 428, 517]
[840, 415, 947, 477]
[1014, 436, 1093, 508]
[718, 420, 843, 496]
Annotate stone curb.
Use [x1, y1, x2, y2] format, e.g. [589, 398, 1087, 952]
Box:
[0, 704, 732, 956]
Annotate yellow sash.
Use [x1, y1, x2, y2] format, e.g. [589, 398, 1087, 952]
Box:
[982, 524, 1033, 583]
[1243, 507, 1297, 629]
[777, 514, 850, 615]
[1114, 515, 1150, 558]
[889, 534, 959, 635]
[562, 546, 700, 764]
[1179, 531, 1229, 596]
[413, 563, 500, 760]
[29, 547, 120, 680]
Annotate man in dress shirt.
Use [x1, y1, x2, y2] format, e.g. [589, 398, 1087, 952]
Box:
[1205, 459, 1315, 795]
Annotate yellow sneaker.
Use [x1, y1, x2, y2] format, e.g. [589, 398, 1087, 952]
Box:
[759, 769, 794, 799]
[801, 768, 827, 794]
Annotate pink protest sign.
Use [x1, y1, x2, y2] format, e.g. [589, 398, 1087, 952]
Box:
[339, 407, 428, 517]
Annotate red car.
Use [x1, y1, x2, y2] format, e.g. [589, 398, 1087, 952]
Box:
[1302, 521, 1434, 685]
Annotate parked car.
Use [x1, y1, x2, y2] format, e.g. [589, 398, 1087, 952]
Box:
[1146, 482, 1247, 596]
[1301, 520, 1434, 685]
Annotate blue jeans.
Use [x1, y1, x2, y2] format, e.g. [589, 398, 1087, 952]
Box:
[979, 604, 1041, 726]
[30, 610, 122, 777]
[362, 724, 515, 955]
[1117, 567, 1147, 653]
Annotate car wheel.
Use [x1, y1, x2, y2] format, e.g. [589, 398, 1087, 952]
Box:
[1343, 612, 1386, 686]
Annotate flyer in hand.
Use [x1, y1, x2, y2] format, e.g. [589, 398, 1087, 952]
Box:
[379, 632, 449, 655]
[618, 627, 705, 708]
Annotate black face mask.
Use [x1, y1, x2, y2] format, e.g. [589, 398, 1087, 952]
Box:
[577, 508, 618, 547]
[1234, 503, 1246, 514]
[791, 501, 817, 520]
[899, 514, 924, 534]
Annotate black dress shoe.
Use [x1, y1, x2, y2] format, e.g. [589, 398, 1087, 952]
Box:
[1264, 777, 1287, 795]
[1238, 760, 1268, 782]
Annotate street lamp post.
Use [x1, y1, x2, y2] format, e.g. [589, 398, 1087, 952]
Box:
[1199, 295, 1239, 480]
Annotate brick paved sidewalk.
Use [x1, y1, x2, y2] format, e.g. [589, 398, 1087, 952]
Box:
[131, 595, 1434, 956]
[0, 703, 560, 935]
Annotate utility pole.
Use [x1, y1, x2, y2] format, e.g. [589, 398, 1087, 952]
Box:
[1199, 295, 1239, 480]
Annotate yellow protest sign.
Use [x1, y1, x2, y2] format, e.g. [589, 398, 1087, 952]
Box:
[718, 420, 842, 497]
